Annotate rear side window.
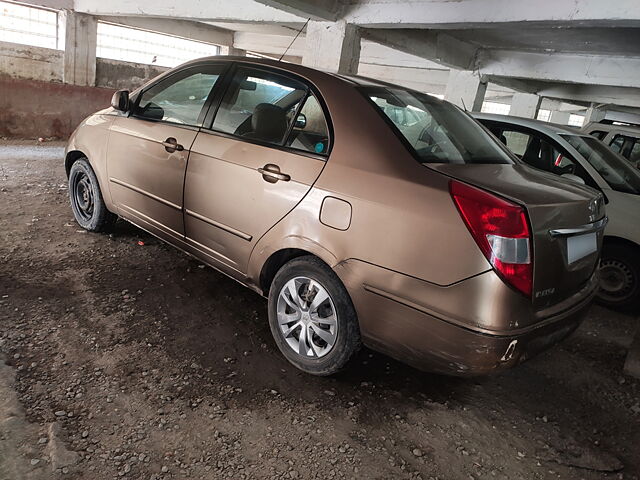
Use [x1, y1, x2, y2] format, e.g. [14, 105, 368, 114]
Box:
[589, 130, 607, 140]
[609, 134, 640, 164]
[212, 67, 307, 147]
[134, 66, 224, 126]
[610, 135, 626, 153]
[363, 86, 513, 165]
[285, 93, 330, 155]
[502, 131, 532, 158]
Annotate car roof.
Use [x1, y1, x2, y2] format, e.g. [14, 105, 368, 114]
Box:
[472, 112, 587, 138]
[583, 122, 640, 136]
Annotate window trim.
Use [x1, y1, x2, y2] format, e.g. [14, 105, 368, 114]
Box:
[201, 62, 334, 159]
[130, 61, 232, 129]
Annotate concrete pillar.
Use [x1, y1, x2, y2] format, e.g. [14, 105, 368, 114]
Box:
[444, 70, 486, 112]
[510, 93, 542, 119]
[303, 21, 360, 75]
[220, 46, 246, 56]
[549, 110, 571, 125]
[584, 105, 606, 124]
[61, 10, 97, 86]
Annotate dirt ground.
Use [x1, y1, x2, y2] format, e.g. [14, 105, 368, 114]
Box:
[1, 141, 639, 480]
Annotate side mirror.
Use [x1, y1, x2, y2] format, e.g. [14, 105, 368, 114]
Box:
[111, 90, 130, 112]
[561, 173, 586, 185]
[294, 113, 307, 129]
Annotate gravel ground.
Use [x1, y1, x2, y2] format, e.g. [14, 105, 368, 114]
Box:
[0, 141, 639, 480]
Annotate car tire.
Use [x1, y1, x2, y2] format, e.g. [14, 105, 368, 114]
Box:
[268, 256, 361, 376]
[597, 243, 640, 313]
[68, 158, 116, 232]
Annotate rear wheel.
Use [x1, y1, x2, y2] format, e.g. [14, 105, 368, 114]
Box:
[267, 256, 361, 376]
[69, 158, 116, 232]
[597, 243, 640, 313]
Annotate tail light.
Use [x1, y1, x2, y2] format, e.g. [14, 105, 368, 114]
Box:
[449, 180, 533, 297]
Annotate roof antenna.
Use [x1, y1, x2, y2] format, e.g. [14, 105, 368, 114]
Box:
[461, 98, 468, 112]
[279, 18, 310, 61]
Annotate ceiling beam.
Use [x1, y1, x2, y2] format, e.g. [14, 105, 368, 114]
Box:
[98, 16, 233, 46]
[342, 0, 640, 29]
[73, 0, 307, 24]
[252, 0, 343, 22]
[478, 49, 640, 89]
[487, 76, 640, 109]
[233, 31, 306, 58]
[363, 29, 477, 70]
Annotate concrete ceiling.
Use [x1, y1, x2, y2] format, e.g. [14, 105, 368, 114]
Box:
[30, 0, 640, 112]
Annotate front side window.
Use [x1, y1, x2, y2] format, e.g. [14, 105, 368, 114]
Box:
[363, 87, 513, 165]
[134, 66, 224, 126]
[562, 135, 640, 195]
[212, 67, 308, 146]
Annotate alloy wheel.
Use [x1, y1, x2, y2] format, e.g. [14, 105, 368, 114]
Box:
[276, 276, 338, 358]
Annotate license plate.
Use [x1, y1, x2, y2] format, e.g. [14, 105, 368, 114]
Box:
[567, 233, 597, 264]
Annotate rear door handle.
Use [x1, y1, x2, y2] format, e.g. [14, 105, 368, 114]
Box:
[161, 137, 184, 153]
[258, 164, 291, 183]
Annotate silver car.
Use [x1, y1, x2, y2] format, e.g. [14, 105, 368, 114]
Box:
[474, 113, 640, 312]
[582, 122, 640, 169]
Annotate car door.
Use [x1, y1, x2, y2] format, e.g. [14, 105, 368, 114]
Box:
[183, 65, 331, 274]
[107, 63, 227, 242]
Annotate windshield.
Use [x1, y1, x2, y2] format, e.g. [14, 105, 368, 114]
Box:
[561, 135, 640, 195]
[362, 87, 513, 165]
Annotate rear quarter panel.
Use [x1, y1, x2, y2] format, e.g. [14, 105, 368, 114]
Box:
[248, 78, 490, 288]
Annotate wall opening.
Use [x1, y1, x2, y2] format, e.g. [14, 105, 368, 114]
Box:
[96, 22, 220, 68]
[0, 1, 61, 49]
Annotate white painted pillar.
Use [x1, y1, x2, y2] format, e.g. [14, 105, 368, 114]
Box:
[61, 10, 97, 86]
[220, 46, 246, 56]
[584, 105, 606, 124]
[302, 21, 360, 75]
[444, 70, 486, 112]
[510, 93, 542, 119]
[549, 110, 571, 125]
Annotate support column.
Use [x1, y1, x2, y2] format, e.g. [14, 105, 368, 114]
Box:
[61, 10, 97, 86]
[443, 70, 486, 112]
[549, 110, 571, 125]
[220, 46, 246, 56]
[584, 104, 606, 124]
[302, 21, 360, 75]
[510, 93, 542, 119]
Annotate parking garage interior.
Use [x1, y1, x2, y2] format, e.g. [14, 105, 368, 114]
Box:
[0, 1, 639, 479]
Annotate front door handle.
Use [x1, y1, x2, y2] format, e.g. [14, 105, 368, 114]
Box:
[258, 164, 291, 183]
[161, 137, 184, 153]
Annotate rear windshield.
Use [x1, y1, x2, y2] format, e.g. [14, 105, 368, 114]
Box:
[561, 134, 640, 195]
[362, 86, 513, 165]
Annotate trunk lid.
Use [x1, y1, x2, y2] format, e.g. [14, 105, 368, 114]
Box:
[432, 163, 606, 309]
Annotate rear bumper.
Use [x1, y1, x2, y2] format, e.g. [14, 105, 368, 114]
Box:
[334, 260, 597, 376]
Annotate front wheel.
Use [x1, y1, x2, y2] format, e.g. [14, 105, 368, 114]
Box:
[68, 158, 116, 232]
[267, 256, 361, 376]
[597, 243, 640, 313]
